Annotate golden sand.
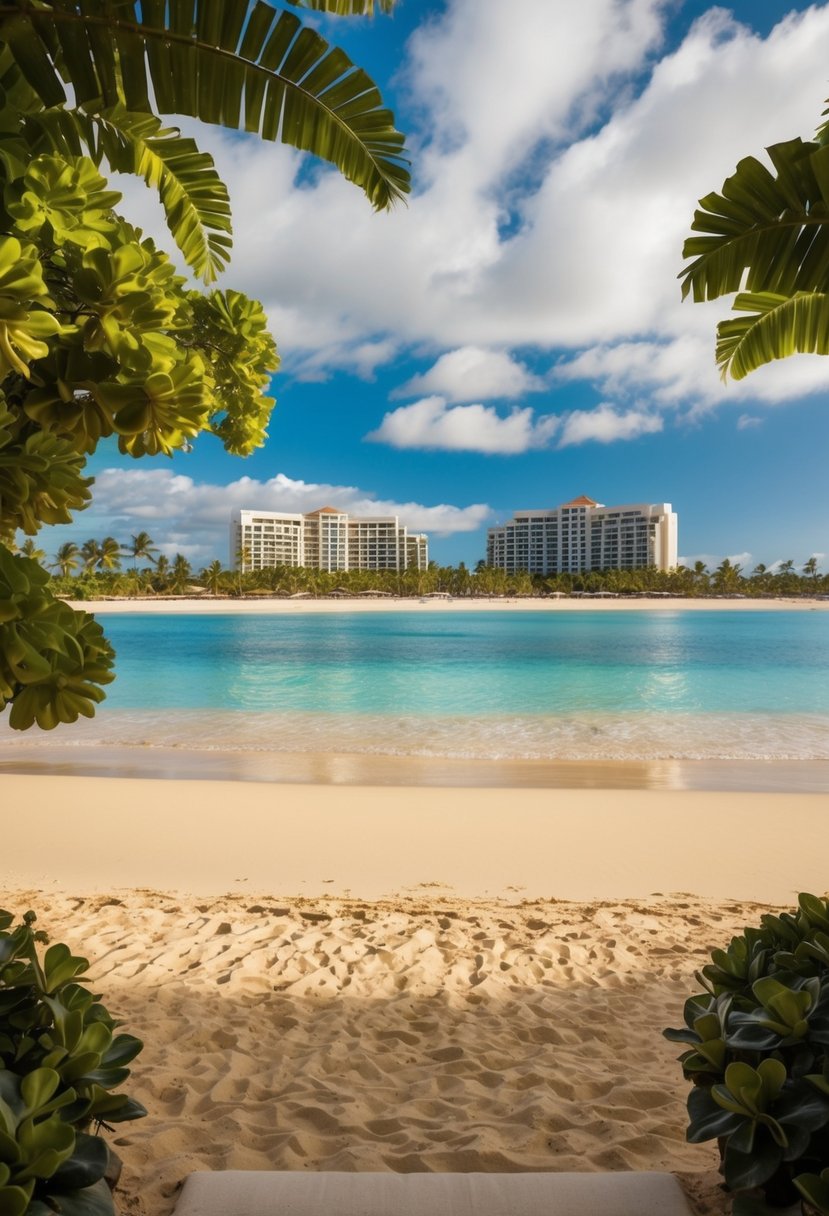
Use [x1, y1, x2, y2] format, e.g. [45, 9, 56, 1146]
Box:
[3, 774, 828, 1213]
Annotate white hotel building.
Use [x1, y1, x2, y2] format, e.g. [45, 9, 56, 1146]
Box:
[487, 496, 678, 575]
[231, 508, 429, 573]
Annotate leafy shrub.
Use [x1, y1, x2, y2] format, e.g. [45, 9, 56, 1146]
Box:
[0, 909, 145, 1215]
[665, 893, 829, 1214]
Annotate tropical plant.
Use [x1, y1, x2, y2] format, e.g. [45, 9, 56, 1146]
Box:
[201, 559, 225, 596]
[97, 537, 122, 572]
[126, 532, 157, 570]
[0, 907, 145, 1216]
[15, 539, 45, 564]
[52, 541, 80, 578]
[712, 557, 743, 593]
[169, 553, 191, 594]
[0, 0, 409, 732]
[79, 541, 102, 575]
[805, 557, 820, 584]
[681, 98, 829, 379]
[665, 892, 829, 1214]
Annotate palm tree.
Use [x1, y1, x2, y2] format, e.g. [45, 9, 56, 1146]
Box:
[80, 539, 102, 573]
[170, 555, 192, 595]
[0, 2, 409, 281]
[712, 558, 743, 594]
[52, 542, 81, 578]
[127, 532, 159, 570]
[689, 561, 709, 595]
[16, 539, 46, 564]
[804, 556, 820, 584]
[153, 554, 171, 591]
[682, 99, 829, 379]
[202, 560, 225, 596]
[98, 537, 122, 571]
[751, 563, 770, 596]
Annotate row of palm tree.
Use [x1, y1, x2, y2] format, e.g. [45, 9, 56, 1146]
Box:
[35, 550, 829, 600]
[44, 533, 160, 576]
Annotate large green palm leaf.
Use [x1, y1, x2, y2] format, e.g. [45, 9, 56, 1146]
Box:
[715, 289, 829, 379]
[0, 1, 409, 212]
[288, 1, 395, 12]
[681, 133, 829, 378]
[27, 105, 232, 281]
[681, 138, 829, 302]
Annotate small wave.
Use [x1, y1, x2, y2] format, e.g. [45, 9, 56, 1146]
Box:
[1, 709, 828, 762]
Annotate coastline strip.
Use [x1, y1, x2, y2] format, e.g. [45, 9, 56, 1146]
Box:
[2, 773, 827, 903]
[1, 746, 828, 792]
[68, 596, 829, 614]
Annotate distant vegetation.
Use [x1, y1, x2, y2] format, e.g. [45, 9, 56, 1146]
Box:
[18, 537, 828, 599]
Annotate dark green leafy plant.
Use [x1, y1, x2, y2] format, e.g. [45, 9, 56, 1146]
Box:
[666, 893, 829, 1213]
[0, 0, 409, 732]
[0, 908, 145, 1215]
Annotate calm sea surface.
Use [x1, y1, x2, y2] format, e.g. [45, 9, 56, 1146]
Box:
[5, 609, 829, 762]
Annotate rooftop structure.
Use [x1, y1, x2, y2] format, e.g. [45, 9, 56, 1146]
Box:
[487, 497, 677, 575]
[231, 508, 429, 574]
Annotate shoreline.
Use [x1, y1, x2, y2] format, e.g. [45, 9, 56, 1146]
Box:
[1, 746, 828, 791]
[4, 774, 826, 1216]
[67, 595, 829, 613]
[2, 773, 827, 902]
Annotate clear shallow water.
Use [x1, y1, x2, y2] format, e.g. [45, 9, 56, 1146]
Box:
[4, 610, 829, 760]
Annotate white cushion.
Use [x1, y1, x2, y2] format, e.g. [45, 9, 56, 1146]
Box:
[172, 1170, 694, 1216]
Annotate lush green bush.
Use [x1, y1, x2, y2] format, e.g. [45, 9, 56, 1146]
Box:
[665, 893, 829, 1214]
[0, 908, 145, 1215]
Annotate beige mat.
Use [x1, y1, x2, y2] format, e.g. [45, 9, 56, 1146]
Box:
[172, 1170, 694, 1215]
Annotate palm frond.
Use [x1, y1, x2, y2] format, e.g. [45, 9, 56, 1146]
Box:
[287, 1, 396, 13]
[815, 95, 829, 147]
[27, 105, 232, 281]
[0, 1, 410, 210]
[715, 290, 829, 379]
[680, 139, 829, 303]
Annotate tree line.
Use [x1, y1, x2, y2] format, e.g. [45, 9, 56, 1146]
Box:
[13, 537, 828, 600]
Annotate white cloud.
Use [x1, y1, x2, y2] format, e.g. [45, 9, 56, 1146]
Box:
[368, 397, 664, 453]
[557, 403, 663, 446]
[367, 396, 559, 453]
[737, 413, 762, 430]
[557, 335, 829, 413]
[113, 1, 829, 413]
[85, 468, 490, 562]
[393, 347, 546, 402]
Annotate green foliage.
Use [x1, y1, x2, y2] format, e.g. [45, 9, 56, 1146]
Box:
[0, 546, 113, 730]
[0, 1, 408, 732]
[682, 113, 829, 379]
[796, 1166, 829, 1214]
[0, 2, 410, 214]
[0, 908, 145, 1216]
[665, 893, 829, 1209]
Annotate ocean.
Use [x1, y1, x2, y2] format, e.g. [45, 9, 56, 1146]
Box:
[4, 609, 828, 764]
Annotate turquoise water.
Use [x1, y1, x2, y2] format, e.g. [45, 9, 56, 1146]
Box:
[5, 610, 829, 760]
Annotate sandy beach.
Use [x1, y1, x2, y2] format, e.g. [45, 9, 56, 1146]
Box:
[3, 774, 828, 1215]
[69, 595, 829, 614]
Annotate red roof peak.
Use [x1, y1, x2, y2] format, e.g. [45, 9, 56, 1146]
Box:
[563, 494, 598, 507]
[307, 506, 342, 515]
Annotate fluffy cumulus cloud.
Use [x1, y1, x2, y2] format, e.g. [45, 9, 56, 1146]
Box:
[83, 468, 491, 562]
[557, 403, 663, 447]
[393, 347, 546, 402]
[367, 397, 559, 453]
[368, 397, 662, 453]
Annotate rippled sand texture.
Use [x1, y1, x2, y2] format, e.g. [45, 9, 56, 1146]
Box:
[0, 891, 773, 1215]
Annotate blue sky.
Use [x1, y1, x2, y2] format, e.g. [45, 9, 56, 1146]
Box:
[48, 0, 829, 572]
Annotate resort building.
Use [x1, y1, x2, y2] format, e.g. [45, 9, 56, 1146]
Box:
[231, 508, 429, 573]
[486, 496, 678, 575]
